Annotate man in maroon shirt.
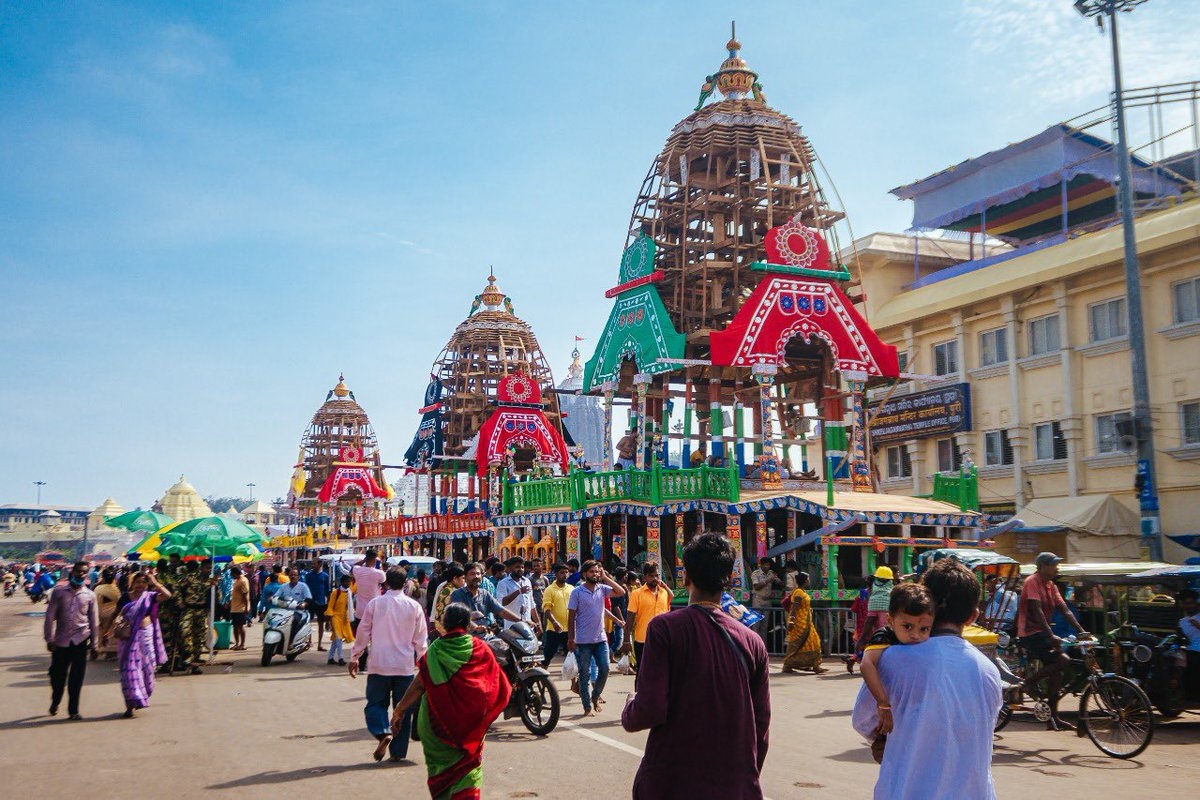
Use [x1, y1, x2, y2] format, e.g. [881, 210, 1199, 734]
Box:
[621, 534, 771, 799]
[43, 561, 99, 719]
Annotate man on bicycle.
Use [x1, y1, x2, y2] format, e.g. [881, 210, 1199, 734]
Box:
[1017, 552, 1089, 729]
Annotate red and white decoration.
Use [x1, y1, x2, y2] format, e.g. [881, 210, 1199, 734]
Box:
[316, 446, 390, 503]
[763, 214, 831, 270]
[709, 277, 900, 376]
[476, 374, 569, 474]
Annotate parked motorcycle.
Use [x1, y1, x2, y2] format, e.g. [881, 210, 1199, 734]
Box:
[261, 599, 312, 667]
[1112, 625, 1189, 718]
[484, 622, 560, 735]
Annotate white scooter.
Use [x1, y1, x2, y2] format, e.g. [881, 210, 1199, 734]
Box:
[261, 598, 312, 666]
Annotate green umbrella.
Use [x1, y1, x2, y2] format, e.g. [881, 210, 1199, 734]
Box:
[104, 510, 175, 534]
[159, 530, 264, 558]
[161, 515, 269, 545]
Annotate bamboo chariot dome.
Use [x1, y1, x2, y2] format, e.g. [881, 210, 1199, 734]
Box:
[629, 27, 858, 356]
[297, 375, 387, 501]
[432, 272, 563, 458]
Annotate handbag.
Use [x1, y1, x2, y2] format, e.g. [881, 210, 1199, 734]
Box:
[112, 612, 132, 641]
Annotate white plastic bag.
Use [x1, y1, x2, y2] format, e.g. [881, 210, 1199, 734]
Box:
[616, 654, 633, 675]
[561, 652, 579, 681]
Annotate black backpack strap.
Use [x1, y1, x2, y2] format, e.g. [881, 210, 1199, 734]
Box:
[694, 605, 752, 680]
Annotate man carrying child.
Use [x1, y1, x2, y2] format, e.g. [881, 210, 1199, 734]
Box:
[852, 559, 1002, 800]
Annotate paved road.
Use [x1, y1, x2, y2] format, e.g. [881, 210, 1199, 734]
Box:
[1, 599, 1198, 798]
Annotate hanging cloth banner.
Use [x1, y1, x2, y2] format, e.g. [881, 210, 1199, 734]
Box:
[404, 376, 445, 468]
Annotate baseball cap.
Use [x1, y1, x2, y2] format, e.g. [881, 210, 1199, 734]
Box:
[1034, 552, 1063, 567]
[873, 566, 894, 580]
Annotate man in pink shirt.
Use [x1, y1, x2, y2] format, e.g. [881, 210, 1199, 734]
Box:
[349, 568, 428, 762]
[43, 561, 99, 719]
[350, 549, 387, 623]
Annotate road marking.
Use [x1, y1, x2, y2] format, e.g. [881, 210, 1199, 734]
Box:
[558, 719, 777, 800]
[559, 719, 644, 757]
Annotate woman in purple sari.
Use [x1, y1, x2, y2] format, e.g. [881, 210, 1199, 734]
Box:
[118, 570, 171, 718]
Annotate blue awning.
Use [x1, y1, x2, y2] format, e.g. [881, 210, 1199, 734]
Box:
[892, 124, 1183, 230]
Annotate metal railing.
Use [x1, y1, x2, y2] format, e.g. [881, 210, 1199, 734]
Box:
[502, 463, 742, 513]
[745, 605, 856, 658]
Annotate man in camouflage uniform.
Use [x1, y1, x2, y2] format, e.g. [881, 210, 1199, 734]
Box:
[177, 560, 213, 674]
[156, 555, 185, 672]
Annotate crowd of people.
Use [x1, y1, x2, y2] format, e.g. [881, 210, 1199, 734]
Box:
[9, 543, 1200, 800]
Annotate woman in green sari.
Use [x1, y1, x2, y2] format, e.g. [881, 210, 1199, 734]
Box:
[392, 603, 511, 799]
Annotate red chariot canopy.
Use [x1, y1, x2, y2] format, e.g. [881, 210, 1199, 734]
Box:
[475, 374, 569, 474]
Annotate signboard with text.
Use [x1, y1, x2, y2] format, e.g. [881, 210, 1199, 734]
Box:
[870, 383, 972, 445]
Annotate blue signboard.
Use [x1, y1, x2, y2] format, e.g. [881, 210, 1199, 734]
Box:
[869, 383, 972, 445]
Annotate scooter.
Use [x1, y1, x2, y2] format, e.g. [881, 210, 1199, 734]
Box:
[484, 622, 560, 735]
[261, 598, 312, 666]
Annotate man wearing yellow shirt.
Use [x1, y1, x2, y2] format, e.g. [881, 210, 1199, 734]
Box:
[621, 561, 672, 672]
[541, 562, 573, 667]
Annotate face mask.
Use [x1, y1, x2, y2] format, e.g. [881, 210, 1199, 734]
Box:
[70, 575, 85, 587]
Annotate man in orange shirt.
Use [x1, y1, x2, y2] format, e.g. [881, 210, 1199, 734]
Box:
[622, 561, 672, 672]
[1017, 552, 1088, 729]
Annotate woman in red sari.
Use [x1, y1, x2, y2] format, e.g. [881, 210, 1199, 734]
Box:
[392, 602, 510, 799]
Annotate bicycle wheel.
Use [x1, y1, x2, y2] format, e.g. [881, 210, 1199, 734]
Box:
[1078, 675, 1154, 759]
[994, 702, 1013, 732]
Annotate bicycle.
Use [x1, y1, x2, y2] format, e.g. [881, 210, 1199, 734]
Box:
[992, 635, 1154, 759]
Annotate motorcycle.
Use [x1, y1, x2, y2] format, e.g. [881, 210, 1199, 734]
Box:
[260, 599, 312, 667]
[1111, 625, 1190, 718]
[484, 622, 560, 735]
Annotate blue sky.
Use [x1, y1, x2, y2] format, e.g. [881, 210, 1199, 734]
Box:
[3, 0, 1198, 509]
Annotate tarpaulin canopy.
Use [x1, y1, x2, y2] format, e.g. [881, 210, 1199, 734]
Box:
[891, 124, 1183, 231]
[916, 547, 1019, 575]
[1015, 495, 1142, 561]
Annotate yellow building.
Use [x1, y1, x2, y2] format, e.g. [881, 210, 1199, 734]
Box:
[854, 122, 1200, 563]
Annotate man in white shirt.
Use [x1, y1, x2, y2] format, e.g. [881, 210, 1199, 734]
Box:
[349, 569, 428, 763]
[496, 556, 542, 631]
[853, 558, 1002, 800]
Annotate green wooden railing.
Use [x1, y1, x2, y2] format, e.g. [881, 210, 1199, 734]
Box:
[501, 463, 741, 514]
[929, 465, 979, 512]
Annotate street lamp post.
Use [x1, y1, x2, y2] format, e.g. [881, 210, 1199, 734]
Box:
[247, 482, 256, 502]
[1073, 0, 1161, 561]
[33, 481, 46, 505]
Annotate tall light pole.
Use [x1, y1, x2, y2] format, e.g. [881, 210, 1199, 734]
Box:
[247, 482, 256, 502]
[1073, 0, 1161, 560]
[33, 481, 46, 505]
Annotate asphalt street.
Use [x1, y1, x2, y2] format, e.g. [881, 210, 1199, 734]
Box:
[1, 600, 1198, 799]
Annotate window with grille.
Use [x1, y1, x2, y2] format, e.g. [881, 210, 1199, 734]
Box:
[1028, 314, 1061, 356]
[983, 430, 1013, 466]
[897, 351, 909, 373]
[1088, 298, 1127, 342]
[1173, 277, 1200, 324]
[936, 438, 962, 473]
[1033, 421, 1066, 461]
[886, 445, 912, 478]
[1095, 411, 1134, 454]
[1183, 402, 1200, 446]
[933, 340, 958, 376]
[979, 327, 1008, 367]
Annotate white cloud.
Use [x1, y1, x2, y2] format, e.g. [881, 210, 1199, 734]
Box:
[958, 0, 1200, 106]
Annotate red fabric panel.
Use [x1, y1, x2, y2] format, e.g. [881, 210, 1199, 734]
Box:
[709, 276, 900, 377]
